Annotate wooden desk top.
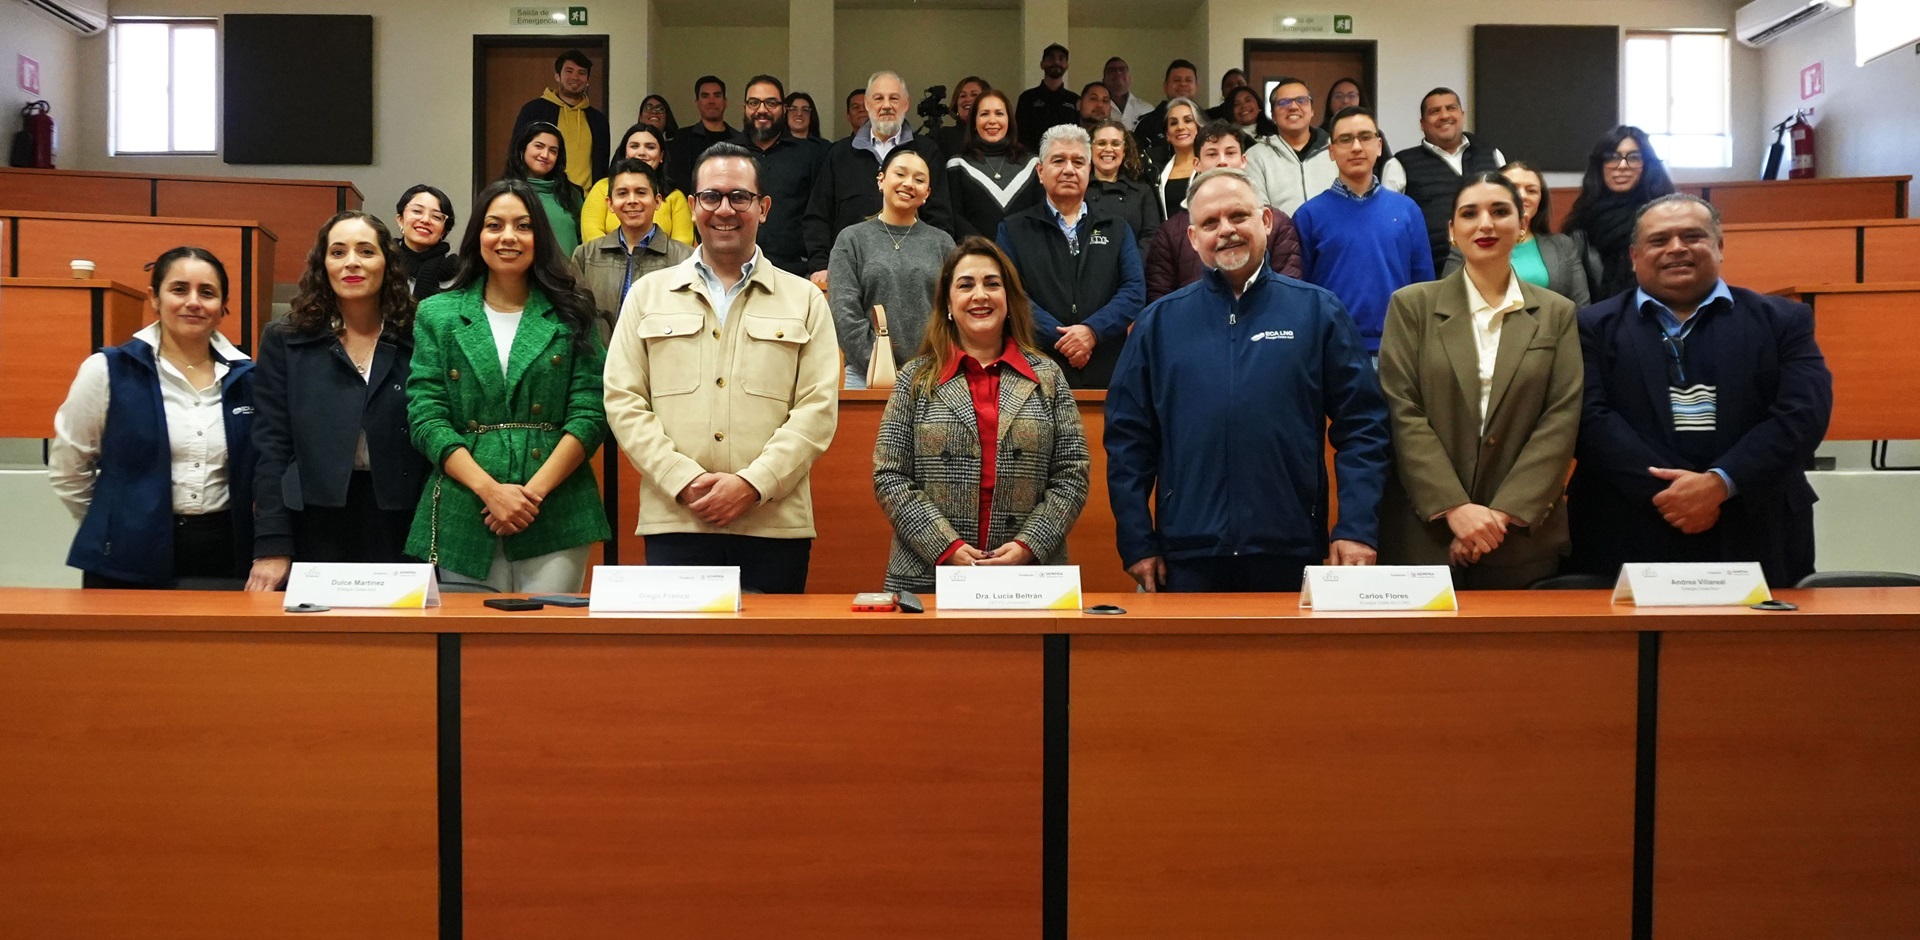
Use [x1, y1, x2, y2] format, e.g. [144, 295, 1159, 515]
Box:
[1, 277, 144, 296]
[1777, 281, 1920, 295]
[2, 588, 1917, 636]
[2, 208, 274, 237]
[0, 165, 365, 198]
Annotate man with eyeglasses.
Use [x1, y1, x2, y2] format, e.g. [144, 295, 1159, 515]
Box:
[1381, 87, 1507, 272]
[1103, 57, 1154, 132]
[1568, 194, 1831, 587]
[730, 74, 825, 277]
[803, 70, 954, 288]
[666, 76, 736, 202]
[511, 50, 609, 188]
[1290, 107, 1433, 359]
[604, 142, 841, 595]
[1244, 76, 1336, 214]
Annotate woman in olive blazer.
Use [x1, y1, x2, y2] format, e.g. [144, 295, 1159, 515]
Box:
[1439, 161, 1591, 306]
[406, 179, 611, 592]
[1377, 172, 1582, 589]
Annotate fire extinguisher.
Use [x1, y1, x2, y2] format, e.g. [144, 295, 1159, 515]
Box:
[1788, 110, 1815, 180]
[9, 100, 55, 169]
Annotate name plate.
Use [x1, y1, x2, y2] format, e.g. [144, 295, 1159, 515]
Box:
[1299, 565, 1457, 611]
[1612, 563, 1771, 607]
[936, 566, 1082, 610]
[284, 563, 441, 609]
[588, 566, 741, 612]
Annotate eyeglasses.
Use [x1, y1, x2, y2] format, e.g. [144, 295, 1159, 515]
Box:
[640, 103, 667, 114]
[744, 98, 783, 111]
[1604, 151, 1646, 167]
[692, 189, 763, 211]
[790, 104, 813, 114]
[1271, 95, 1312, 110]
[404, 207, 448, 224]
[1332, 131, 1381, 147]
[1330, 91, 1361, 104]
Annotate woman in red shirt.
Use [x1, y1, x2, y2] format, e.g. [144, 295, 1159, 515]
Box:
[871, 236, 1091, 593]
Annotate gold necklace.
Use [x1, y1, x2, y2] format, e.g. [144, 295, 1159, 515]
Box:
[876, 218, 915, 251]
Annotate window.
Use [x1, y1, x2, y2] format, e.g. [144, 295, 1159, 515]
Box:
[1623, 30, 1731, 169]
[110, 19, 217, 155]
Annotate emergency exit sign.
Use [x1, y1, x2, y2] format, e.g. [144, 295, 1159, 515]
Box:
[1272, 13, 1353, 35]
[510, 6, 587, 26]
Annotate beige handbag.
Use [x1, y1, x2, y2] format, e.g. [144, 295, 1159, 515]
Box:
[866, 304, 898, 389]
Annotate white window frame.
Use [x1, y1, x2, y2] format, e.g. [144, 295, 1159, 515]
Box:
[1622, 29, 1732, 170]
[109, 17, 219, 156]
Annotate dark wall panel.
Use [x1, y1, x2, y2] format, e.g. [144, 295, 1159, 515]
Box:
[1473, 25, 1618, 173]
[223, 14, 373, 165]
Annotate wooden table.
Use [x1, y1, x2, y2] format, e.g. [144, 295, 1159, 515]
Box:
[2, 589, 1917, 939]
[0, 278, 146, 437]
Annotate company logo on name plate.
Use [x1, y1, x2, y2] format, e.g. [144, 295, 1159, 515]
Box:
[1252, 330, 1295, 342]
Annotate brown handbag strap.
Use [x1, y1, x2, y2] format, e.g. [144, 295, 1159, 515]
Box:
[871, 304, 890, 337]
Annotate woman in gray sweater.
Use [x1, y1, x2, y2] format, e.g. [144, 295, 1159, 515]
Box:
[829, 147, 957, 388]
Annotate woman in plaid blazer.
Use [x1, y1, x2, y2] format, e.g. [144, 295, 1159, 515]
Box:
[872, 237, 1091, 593]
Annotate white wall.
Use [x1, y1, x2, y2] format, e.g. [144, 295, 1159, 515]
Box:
[1757, 8, 1919, 195]
[65, 0, 652, 244]
[1, 4, 81, 163]
[651, 26, 790, 132]
[834, 8, 1023, 139]
[1204, 0, 1763, 185]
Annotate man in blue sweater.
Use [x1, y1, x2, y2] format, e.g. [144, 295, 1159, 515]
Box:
[1106, 168, 1391, 592]
[1292, 107, 1435, 357]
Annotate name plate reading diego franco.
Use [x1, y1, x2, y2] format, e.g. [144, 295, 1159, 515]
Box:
[588, 566, 741, 612]
[1612, 563, 1771, 607]
[936, 566, 1083, 610]
[1299, 565, 1458, 611]
[284, 563, 441, 609]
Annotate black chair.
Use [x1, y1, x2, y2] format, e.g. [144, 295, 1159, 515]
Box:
[1794, 570, 1920, 588]
[1528, 573, 1616, 590]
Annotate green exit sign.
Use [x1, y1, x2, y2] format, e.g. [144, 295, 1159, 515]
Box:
[1334, 14, 1354, 33]
[568, 6, 588, 25]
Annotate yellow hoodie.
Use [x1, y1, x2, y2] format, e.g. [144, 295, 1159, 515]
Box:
[543, 87, 594, 189]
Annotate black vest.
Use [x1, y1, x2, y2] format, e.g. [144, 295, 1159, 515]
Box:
[1396, 132, 1500, 269]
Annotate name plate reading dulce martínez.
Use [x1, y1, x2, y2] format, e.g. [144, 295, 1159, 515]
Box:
[1299, 565, 1458, 611]
[935, 566, 1083, 610]
[588, 566, 742, 612]
[284, 563, 441, 609]
[1611, 563, 1771, 607]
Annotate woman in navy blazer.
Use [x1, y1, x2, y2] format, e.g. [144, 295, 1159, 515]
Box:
[246, 211, 429, 590]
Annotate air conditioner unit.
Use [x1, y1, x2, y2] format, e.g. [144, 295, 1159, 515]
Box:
[1736, 0, 1852, 47]
[14, 0, 109, 35]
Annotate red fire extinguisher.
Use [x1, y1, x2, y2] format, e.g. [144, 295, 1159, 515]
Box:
[1787, 110, 1815, 180]
[9, 100, 55, 169]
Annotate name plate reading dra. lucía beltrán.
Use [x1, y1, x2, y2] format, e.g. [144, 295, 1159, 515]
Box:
[1612, 563, 1771, 607]
[935, 565, 1082, 610]
[284, 563, 441, 609]
[588, 566, 741, 612]
[1299, 565, 1457, 611]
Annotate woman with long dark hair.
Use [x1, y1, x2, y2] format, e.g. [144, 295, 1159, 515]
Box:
[935, 76, 990, 157]
[1224, 85, 1278, 139]
[1440, 160, 1591, 305]
[1378, 172, 1582, 588]
[1150, 97, 1202, 218]
[946, 88, 1042, 239]
[1561, 125, 1674, 300]
[247, 211, 427, 590]
[784, 91, 824, 144]
[394, 183, 460, 301]
[405, 178, 610, 593]
[1085, 118, 1161, 253]
[830, 147, 957, 389]
[1320, 77, 1365, 133]
[579, 123, 694, 245]
[637, 94, 679, 140]
[871, 236, 1089, 593]
[502, 120, 585, 254]
[51, 247, 256, 589]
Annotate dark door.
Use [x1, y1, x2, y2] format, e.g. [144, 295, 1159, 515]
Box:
[472, 35, 610, 199]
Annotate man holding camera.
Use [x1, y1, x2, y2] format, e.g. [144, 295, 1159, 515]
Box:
[803, 70, 956, 287]
[1016, 43, 1080, 152]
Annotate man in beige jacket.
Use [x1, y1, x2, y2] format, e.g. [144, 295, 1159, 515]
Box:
[604, 142, 840, 592]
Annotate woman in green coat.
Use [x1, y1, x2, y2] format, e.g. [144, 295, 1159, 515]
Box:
[406, 178, 610, 592]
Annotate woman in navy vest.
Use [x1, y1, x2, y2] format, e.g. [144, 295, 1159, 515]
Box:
[50, 247, 256, 589]
[246, 211, 429, 591]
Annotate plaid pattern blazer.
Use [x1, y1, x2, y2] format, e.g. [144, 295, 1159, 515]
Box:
[872, 350, 1091, 592]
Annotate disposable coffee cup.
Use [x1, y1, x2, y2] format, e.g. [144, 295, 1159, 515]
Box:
[71, 260, 95, 279]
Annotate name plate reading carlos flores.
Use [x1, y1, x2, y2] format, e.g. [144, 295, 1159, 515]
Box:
[1612, 563, 1771, 607]
[589, 565, 741, 612]
[284, 563, 441, 609]
[936, 565, 1082, 610]
[1299, 565, 1457, 611]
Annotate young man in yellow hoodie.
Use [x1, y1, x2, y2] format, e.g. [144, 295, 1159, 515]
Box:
[511, 49, 610, 189]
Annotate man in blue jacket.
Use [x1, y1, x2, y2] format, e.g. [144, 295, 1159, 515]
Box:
[1106, 167, 1392, 592]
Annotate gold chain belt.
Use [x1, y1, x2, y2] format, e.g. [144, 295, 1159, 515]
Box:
[427, 421, 560, 565]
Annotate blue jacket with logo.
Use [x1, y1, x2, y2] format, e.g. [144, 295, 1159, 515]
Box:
[1104, 267, 1391, 567]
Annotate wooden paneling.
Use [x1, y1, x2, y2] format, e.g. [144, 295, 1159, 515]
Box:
[1865, 223, 1920, 282]
[611, 391, 1131, 594]
[0, 170, 151, 213]
[462, 634, 1043, 939]
[1782, 284, 1920, 441]
[0, 279, 146, 438]
[1721, 225, 1857, 293]
[0, 631, 439, 940]
[1545, 176, 1909, 232]
[1657, 631, 1920, 938]
[1070, 633, 1640, 939]
[5, 210, 275, 350]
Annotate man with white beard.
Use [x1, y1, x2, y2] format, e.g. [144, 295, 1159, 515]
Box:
[1104, 167, 1391, 593]
[803, 70, 955, 286]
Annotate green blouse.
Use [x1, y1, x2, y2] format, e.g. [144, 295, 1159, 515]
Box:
[1511, 237, 1551, 291]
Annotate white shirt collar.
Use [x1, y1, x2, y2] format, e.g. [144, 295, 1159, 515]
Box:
[135, 321, 249, 362]
[1462, 268, 1526, 317]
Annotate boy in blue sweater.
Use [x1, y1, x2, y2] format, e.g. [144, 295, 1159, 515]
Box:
[1292, 107, 1435, 354]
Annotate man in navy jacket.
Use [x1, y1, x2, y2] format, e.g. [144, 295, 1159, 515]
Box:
[1105, 167, 1391, 592]
[1568, 194, 1832, 586]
